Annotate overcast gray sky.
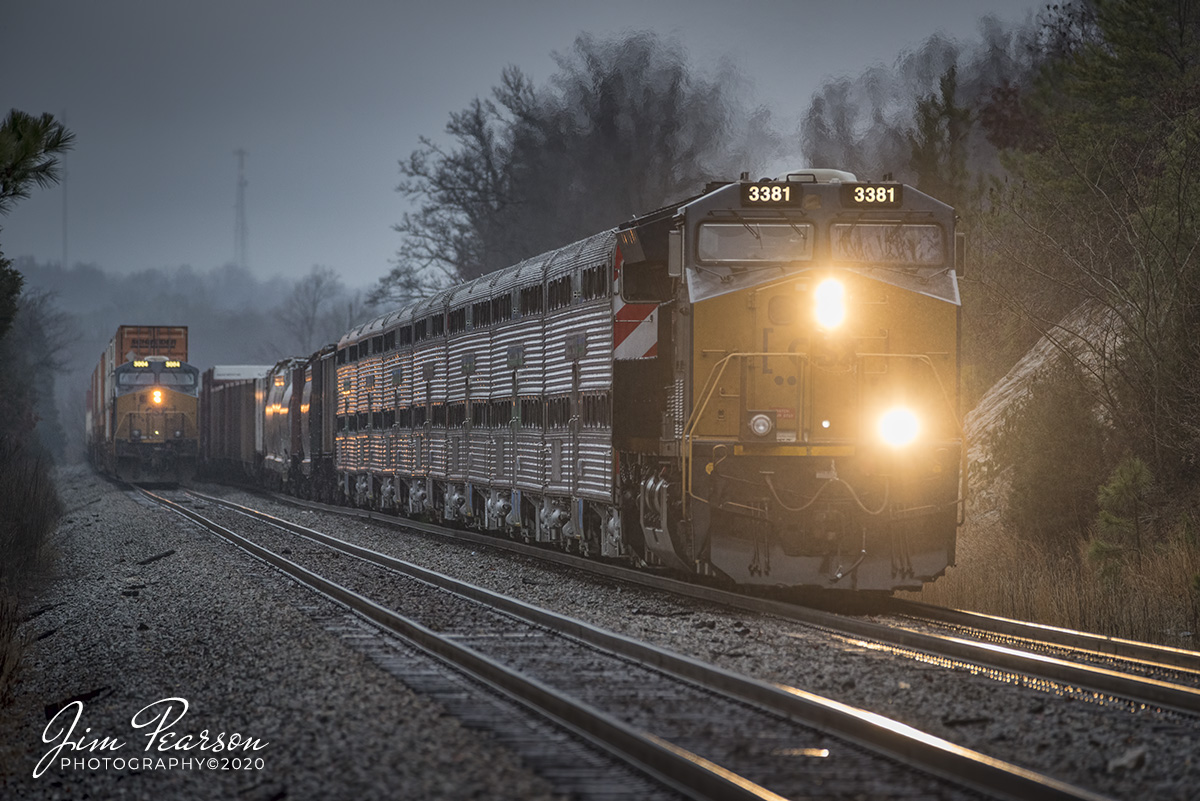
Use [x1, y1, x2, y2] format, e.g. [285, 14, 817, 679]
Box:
[2, 0, 1044, 290]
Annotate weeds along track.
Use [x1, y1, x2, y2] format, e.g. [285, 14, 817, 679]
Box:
[138, 485, 1113, 801]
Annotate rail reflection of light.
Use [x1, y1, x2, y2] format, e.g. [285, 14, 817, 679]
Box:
[794, 631, 1146, 712]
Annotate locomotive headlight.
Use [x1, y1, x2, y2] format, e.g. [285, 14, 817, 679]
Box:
[878, 407, 920, 448]
[814, 278, 846, 329]
[152, 389, 163, 405]
[749, 413, 774, 437]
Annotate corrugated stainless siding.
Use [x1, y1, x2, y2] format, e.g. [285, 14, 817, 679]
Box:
[446, 433, 468, 482]
[334, 352, 352, 471]
[394, 349, 414, 408]
[492, 316, 544, 394]
[428, 432, 447, 478]
[396, 427, 415, 476]
[363, 351, 386, 472]
[576, 432, 612, 501]
[540, 232, 615, 501]
[468, 429, 494, 485]
[327, 231, 620, 510]
[514, 426, 544, 493]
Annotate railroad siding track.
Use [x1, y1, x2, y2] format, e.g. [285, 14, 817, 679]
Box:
[144, 486, 1109, 801]
[234, 487, 1200, 718]
[883, 599, 1200, 679]
[140, 487, 686, 801]
[319, 609, 674, 801]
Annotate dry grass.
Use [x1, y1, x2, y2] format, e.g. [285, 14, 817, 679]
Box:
[903, 515, 1200, 649]
[0, 440, 62, 704]
[938, 306, 1200, 649]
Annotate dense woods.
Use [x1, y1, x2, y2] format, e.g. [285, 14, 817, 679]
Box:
[0, 110, 72, 701]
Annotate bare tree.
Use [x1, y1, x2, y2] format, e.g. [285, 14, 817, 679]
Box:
[374, 31, 763, 304]
[277, 265, 346, 354]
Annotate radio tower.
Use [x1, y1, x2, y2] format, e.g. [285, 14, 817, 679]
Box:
[234, 149, 248, 270]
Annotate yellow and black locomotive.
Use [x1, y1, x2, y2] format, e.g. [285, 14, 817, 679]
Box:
[87, 325, 200, 483]
[637, 169, 964, 589]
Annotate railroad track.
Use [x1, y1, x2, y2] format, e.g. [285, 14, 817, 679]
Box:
[883, 598, 1200, 678]
[233, 486, 1200, 718]
[140, 485, 1109, 801]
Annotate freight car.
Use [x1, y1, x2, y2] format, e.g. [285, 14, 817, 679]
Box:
[197, 365, 272, 480]
[207, 169, 964, 591]
[87, 325, 200, 482]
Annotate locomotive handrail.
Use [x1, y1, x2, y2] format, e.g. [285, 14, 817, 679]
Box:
[682, 351, 802, 514]
[681, 351, 965, 520]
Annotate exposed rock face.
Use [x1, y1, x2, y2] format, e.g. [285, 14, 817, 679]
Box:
[964, 301, 1118, 523]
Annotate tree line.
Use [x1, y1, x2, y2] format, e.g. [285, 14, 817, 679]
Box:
[0, 109, 72, 701]
[798, 0, 1200, 590]
[371, 31, 781, 304]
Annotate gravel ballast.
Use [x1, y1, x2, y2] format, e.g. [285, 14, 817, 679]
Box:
[0, 467, 562, 801]
[7, 467, 1198, 800]
[208, 485, 1200, 801]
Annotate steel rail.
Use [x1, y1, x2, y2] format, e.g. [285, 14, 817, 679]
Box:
[189, 488, 1110, 801]
[240, 486, 1200, 718]
[139, 487, 781, 801]
[886, 598, 1200, 675]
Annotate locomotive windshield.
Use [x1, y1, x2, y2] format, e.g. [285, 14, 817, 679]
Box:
[697, 222, 814, 263]
[117, 372, 158, 387]
[115, 361, 199, 392]
[156, 371, 197, 387]
[832, 223, 944, 265]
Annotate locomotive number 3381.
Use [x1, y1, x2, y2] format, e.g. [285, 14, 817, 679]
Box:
[747, 184, 791, 202]
[851, 185, 898, 203]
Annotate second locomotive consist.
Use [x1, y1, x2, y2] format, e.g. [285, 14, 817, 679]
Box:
[216, 170, 964, 591]
[87, 325, 200, 482]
